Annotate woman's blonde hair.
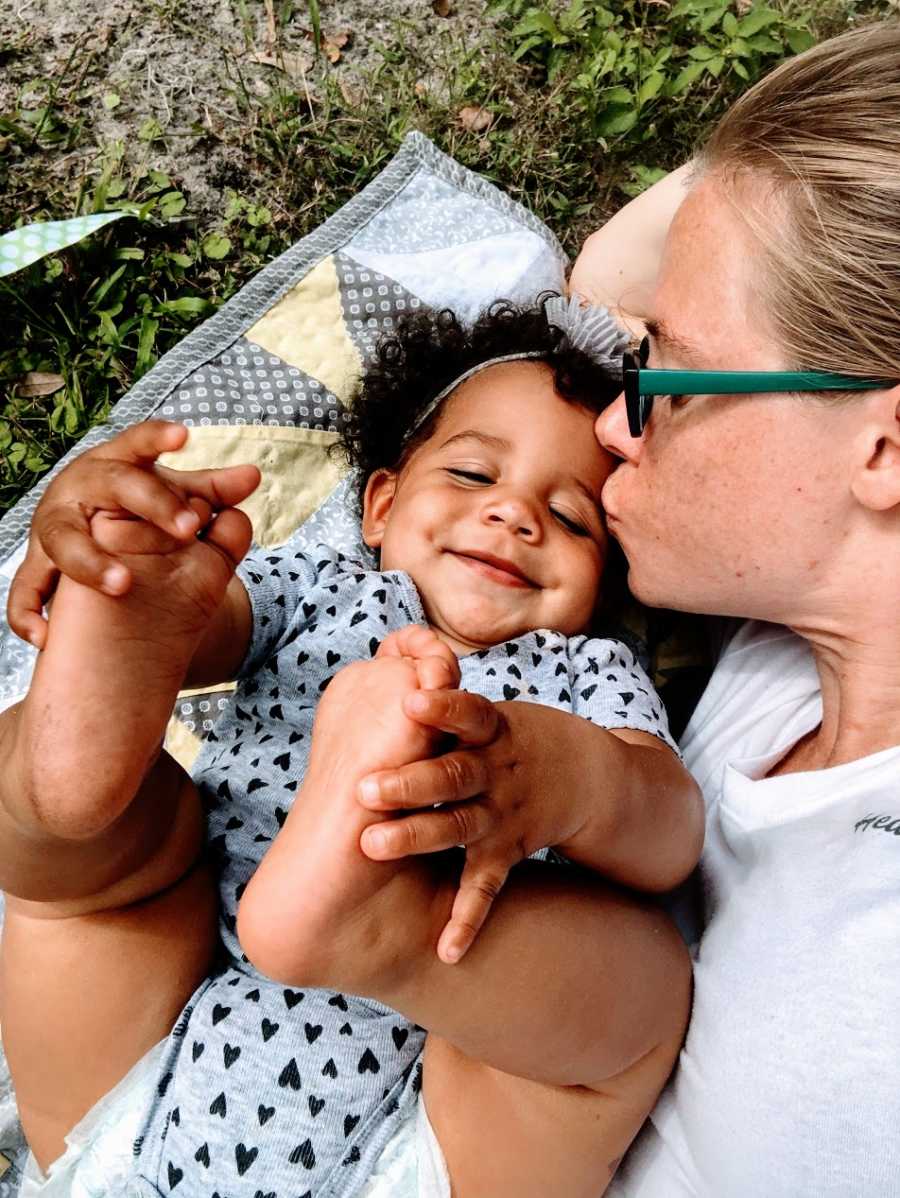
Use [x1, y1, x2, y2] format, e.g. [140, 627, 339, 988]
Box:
[696, 21, 900, 381]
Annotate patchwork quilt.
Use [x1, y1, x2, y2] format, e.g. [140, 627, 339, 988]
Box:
[0, 131, 568, 776]
[0, 132, 714, 1194]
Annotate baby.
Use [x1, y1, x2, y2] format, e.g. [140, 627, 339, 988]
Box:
[3, 297, 702, 1198]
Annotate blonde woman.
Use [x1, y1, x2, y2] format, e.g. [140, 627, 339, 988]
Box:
[578, 20, 900, 1195]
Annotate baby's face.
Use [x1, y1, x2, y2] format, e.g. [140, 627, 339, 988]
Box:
[362, 360, 616, 655]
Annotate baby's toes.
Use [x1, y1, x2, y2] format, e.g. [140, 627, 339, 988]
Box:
[415, 653, 458, 693]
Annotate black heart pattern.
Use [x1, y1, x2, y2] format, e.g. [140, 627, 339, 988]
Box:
[235, 1142, 259, 1176]
[278, 1057, 301, 1090]
[358, 1047, 380, 1074]
[289, 1139, 316, 1169]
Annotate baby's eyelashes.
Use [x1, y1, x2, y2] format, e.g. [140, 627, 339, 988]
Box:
[447, 468, 493, 484]
[551, 509, 590, 537]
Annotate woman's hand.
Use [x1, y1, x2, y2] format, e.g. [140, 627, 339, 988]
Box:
[7, 420, 260, 649]
[567, 160, 694, 334]
[356, 692, 593, 965]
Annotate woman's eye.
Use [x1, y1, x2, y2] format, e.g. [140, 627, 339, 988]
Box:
[551, 508, 590, 537]
[448, 469, 492, 483]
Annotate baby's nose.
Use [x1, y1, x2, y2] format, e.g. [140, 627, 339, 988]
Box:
[481, 493, 540, 538]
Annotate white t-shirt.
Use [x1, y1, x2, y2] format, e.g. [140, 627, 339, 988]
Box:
[609, 620, 900, 1197]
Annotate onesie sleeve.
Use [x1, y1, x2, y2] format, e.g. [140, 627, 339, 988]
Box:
[569, 636, 677, 752]
[234, 542, 322, 678]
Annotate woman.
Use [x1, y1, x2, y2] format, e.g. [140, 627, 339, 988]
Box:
[7, 19, 900, 1196]
[443, 20, 900, 1194]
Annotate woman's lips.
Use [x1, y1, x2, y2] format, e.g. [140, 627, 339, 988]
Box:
[449, 551, 537, 589]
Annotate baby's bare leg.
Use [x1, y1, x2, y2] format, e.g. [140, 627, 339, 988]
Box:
[1, 510, 247, 1168]
[239, 635, 690, 1197]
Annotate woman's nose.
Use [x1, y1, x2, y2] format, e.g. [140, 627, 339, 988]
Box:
[481, 492, 541, 538]
[594, 393, 643, 464]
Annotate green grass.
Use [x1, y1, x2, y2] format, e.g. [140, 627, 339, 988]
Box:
[0, 0, 890, 514]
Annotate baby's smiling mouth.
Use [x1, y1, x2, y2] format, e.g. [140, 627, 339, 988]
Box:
[448, 550, 539, 589]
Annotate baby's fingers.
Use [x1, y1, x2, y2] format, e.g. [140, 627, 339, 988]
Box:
[6, 541, 62, 648]
[35, 497, 136, 594]
[437, 854, 510, 964]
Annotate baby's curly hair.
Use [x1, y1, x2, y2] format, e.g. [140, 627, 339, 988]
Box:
[336, 295, 622, 514]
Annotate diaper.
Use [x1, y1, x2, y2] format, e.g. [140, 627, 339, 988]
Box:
[361, 1097, 452, 1198]
[19, 1041, 165, 1198]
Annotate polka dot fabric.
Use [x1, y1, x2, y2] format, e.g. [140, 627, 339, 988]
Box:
[157, 338, 346, 434]
[0, 212, 125, 278]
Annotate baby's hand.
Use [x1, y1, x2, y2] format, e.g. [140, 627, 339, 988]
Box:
[7, 420, 260, 648]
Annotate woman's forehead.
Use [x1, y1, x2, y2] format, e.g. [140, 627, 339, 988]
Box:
[654, 176, 781, 369]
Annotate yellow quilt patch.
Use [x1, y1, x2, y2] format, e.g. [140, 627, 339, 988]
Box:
[246, 256, 363, 403]
[159, 423, 346, 549]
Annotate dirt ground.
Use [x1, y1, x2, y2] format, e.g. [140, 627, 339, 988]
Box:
[1, 0, 492, 220]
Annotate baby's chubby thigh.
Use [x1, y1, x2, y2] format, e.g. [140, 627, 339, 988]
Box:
[3, 851, 218, 1178]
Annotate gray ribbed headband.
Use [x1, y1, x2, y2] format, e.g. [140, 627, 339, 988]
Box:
[405, 294, 630, 443]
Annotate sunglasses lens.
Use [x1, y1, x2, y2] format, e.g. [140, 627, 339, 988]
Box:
[623, 347, 652, 436]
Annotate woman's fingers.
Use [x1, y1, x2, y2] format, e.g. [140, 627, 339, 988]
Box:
[437, 855, 510, 964]
[403, 687, 500, 745]
[359, 792, 498, 861]
[358, 747, 490, 811]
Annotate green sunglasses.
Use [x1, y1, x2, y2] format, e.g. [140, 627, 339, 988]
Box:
[622, 336, 896, 437]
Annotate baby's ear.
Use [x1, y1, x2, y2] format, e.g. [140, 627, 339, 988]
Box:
[361, 469, 398, 548]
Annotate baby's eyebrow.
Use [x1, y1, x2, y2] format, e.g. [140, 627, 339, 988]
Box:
[439, 430, 511, 452]
[572, 477, 604, 519]
[572, 479, 601, 507]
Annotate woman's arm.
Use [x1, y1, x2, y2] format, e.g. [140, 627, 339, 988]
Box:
[568, 162, 695, 337]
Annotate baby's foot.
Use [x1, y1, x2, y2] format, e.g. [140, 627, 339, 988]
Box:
[18, 504, 251, 840]
[238, 626, 460, 995]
